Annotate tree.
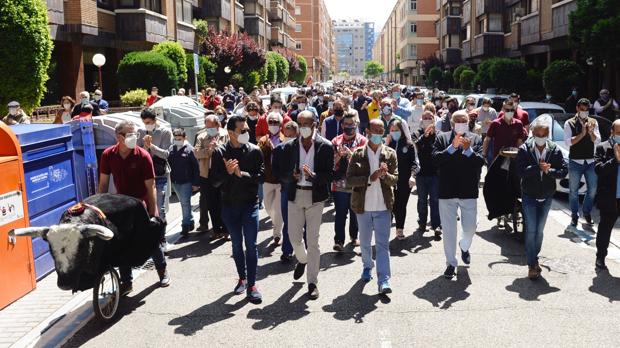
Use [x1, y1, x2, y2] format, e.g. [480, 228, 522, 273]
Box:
[185, 53, 216, 89]
[442, 70, 453, 90]
[290, 55, 307, 84]
[193, 19, 209, 43]
[422, 55, 444, 76]
[543, 60, 584, 100]
[453, 65, 470, 87]
[117, 51, 179, 94]
[459, 69, 476, 90]
[474, 59, 494, 91]
[0, 0, 53, 114]
[488, 58, 527, 93]
[266, 52, 289, 83]
[153, 41, 188, 85]
[263, 53, 278, 83]
[524, 69, 545, 100]
[427, 67, 443, 87]
[364, 61, 384, 79]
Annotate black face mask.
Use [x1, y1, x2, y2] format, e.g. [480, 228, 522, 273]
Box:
[343, 126, 356, 136]
[334, 109, 344, 117]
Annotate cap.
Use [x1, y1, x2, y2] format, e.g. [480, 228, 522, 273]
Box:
[577, 98, 591, 106]
[8, 101, 20, 107]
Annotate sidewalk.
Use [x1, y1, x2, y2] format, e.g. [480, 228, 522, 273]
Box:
[0, 195, 196, 348]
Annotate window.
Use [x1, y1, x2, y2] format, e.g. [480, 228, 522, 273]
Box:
[97, 0, 113, 10]
[295, 6, 301, 15]
[465, 23, 471, 40]
[488, 14, 502, 32]
[119, 0, 136, 7]
[477, 18, 485, 35]
[408, 44, 417, 59]
[296, 42, 302, 50]
[410, 0, 417, 11]
[295, 24, 302, 32]
[144, 0, 162, 13]
[176, 0, 192, 23]
[410, 22, 417, 33]
[529, 0, 538, 14]
[448, 2, 461, 16]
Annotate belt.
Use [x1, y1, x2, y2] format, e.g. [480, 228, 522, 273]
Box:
[296, 185, 313, 191]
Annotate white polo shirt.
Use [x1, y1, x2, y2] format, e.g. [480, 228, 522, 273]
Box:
[365, 145, 387, 212]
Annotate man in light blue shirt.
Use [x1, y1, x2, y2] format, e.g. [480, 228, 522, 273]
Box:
[389, 85, 413, 121]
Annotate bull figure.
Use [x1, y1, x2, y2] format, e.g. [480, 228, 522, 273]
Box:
[9, 194, 165, 292]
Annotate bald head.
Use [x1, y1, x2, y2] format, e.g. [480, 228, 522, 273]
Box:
[612, 119, 620, 133]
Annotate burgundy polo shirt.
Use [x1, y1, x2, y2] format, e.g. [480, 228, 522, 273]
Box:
[487, 118, 528, 156]
[497, 108, 529, 127]
[99, 144, 155, 200]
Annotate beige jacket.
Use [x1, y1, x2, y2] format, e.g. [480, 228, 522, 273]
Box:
[193, 128, 229, 179]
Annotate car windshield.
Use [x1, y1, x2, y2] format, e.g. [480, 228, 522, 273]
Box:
[524, 108, 563, 120]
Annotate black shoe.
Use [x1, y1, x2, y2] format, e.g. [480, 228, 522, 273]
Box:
[417, 224, 426, 233]
[120, 282, 133, 297]
[273, 237, 281, 246]
[293, 262, 306, 280]
[333, 243, 344, 252]
[308, 283, 319, 300]
[443, 265, 456, 279]
[584, 214, 593, 225]
[461, 248, 471, 265]
[570, 217, 578, 227]
[280, 254, 293, 263]
[595, 258, 608, 271]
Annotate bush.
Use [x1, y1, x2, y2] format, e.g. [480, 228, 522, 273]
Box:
[488, 58, 527, 93]
[427, 67, 443, 87]
[0, 0, 53, 114]
[474, 59, 494, 91]
[266, 52, 289, 83]
[118, 51, 179, 94]
[185, 53, 216, 89]
[543, 60, 583, 101]
[243, 71, 262, 91]
[290, 55, 307, 84]
[442, 70, 453, 89]
[153, 41, 188, 85]
[453, 65, 470, 86]
[460, 69, 476, 90]
[264, 54, 278, 83]
[523, 69, 544, 100]
[120, 89, 148, 107]
[230, 73, 244, 88]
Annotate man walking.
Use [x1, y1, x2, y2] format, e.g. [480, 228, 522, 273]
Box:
[433, 111, 485, 279]
[277, 111, 334, 299]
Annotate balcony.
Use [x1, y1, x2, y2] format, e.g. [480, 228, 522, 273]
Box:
[283, 34, 296, 50]
[505, 22, 521, 52]
[441, 48, 462, 65]
[520, 12, 540, 46]
[270, 27, 285, 45]
[550, 0, 577, 39]
[474, 0, 502, 18]
[269, 1, 284, 21]
[441, 16, 461, 35]
[472, 33, 503, 57]
[201, 0, 232, 21]
[283, 9, 295, 30]
[462, 40, 471, 59]
[47, 0, 64, 25]
[266, 23, 272, 40]
[115, 9, 168, 44]
[235, 2, 245, 28]
[177, 21, 196, 50]
[245, 16, 267, 37]
[463, 0, 471, 24]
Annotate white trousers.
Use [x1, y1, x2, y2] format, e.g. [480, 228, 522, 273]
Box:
[263, 182, 283, 238]
[439, 198, 478, 267]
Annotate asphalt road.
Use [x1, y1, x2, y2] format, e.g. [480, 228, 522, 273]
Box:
[62, 189, 620, 348]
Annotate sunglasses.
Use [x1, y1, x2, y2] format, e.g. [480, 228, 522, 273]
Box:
[267, 120, 281, 125]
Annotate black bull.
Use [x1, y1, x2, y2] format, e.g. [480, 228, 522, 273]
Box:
[9, 194, 165, 291]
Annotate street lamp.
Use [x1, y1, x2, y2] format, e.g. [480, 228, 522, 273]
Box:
[92, 53, 106, 90]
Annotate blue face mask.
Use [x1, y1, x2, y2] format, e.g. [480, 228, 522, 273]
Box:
[390, 131, 401, 142]
[370, 134, 383, 145]
[613, 135, 620, 144]
[206, 127, 219, 137]
[392, 92, 401, 100]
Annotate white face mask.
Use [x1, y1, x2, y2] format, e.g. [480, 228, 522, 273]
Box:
[534, 136, 547, 147]
[268, 125, 280, 135]
[124, 134, 137, 149]
[237, 131, 250, 144]
[300, 126, 313, 139]
[504, 111, 514, 120]
[174, 140, 184, 147]
[382, 106, 392, 115]
[298, 103, 307, 110]
[247, 114, 258, 121]
[421, 119, 434, 129]
[482, 106, 490, 112]
[271, 108, 282, 114]
[579, 111, 589, 119]
[145, 124, 156, 132]
[8, 107, 17, 116]
[454, 123, 469, 135]
[81, 97, 89, 105]
[466, 105, 474, 112]
[63, 103, 72, 110]
[94, 95, 102, 101]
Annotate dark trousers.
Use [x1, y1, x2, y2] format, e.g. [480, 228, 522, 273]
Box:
[199, 176, 224, 232]
[333, 191, 358, 243]
[120, 232, 167, 283]
[596, 199, 620, 259]
[393, 181, 412, 229]
[221, 202, 259, 286]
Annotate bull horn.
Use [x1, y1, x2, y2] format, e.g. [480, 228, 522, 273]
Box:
[8, 227, 49, 239]
[80, 224, 114, 241]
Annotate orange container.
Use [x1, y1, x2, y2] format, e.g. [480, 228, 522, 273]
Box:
[0, 122, 36, 310]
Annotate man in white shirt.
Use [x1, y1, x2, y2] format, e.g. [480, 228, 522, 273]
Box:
[408, 92, 425, 132]
[563, 98, 601, 227]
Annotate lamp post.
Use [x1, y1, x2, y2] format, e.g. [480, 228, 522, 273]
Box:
[92, 53, 106, 91]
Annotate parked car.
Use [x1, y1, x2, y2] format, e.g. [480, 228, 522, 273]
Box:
[529, 113, 612, 195]
[460, 93, 510, 112]
[520, 102, 565, 121]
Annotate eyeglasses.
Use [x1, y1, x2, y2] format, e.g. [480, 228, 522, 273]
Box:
[239, 129, 248, 134]
[267, 120, 281, 125]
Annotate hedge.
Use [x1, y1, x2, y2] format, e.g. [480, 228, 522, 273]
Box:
[0, 0, 53, 114]
[120, 89, 148, 107]
[153, 41, 188, 85]
[543, 60, 583, 100]
[290, 55, 307, 84]
[118, 51, 179, 94]
[460, 69, 476, 90]
[453, 65, 470, 86]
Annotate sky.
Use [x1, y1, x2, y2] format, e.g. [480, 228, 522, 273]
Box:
[324, 0, 399, 32]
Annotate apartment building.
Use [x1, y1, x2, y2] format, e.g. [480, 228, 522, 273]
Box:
[199, 0, 245, 34]
[45, 0, 198, 101]
[241, 0, 272, 50]
[373, 0, 439, 84]
[333, 20, 374, 79]
[267, 0, 297, 50]
[290, 0, 334, 82]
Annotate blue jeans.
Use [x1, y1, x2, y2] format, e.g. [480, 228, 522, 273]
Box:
[280, 185, 293, 256]
[568, 161, 598, 219]
[522, 195, 553, 266]
[416, 176, 440, 229]
[356, 210, 392, 284]
[333, 191, 358, 244]
[172, 182, 194, 227]
[221, 202, 259, 286]
[155, 176, 168, 222]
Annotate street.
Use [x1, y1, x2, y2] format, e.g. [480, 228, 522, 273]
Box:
[62, 189, 620, 348]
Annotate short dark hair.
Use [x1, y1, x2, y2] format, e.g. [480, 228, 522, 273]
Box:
[172, 128, 186, 137]
[271, 96, 283, 106]
[510, 93, 520, 99]
[227, 114, 246, 131]
[151, 87, 158, 91]
[140, 108, 157, 121]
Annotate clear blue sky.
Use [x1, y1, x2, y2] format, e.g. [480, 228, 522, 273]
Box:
[324, 0, 398, 31]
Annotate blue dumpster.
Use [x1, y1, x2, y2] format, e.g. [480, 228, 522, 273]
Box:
[71, 120, 98, 201]
[10, 124, 78, 280]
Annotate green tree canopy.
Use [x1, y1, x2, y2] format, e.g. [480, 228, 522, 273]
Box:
[459, 69, 476, 90]
[153, 41, 188, 85]
[0, 0, 53, 114]
[364, 61, 384, 79]
[453, 65, 470, 86]
[290, 55, 307, 84]
[118, 51, 179, 94]
[543, 60, 583, 100]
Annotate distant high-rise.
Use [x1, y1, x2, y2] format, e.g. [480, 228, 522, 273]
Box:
[333, 20, 374, 79]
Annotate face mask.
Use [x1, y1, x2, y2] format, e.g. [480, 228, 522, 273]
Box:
[174, 140, 184, 147]
[392, 92, 401, 99]
[382, 106, 392, 115]
[81, 97, 89, 105]
[466, 105, 474, 112]
[416, 99, 423, 106]
[298, 103, 307, 110]
[613, 135, 620, 144]
[390, 131, 401, 142]
[63, 103, 72, 110]
[300, 126, 313, 139]
[217, 114, 226, 122]
[534, 136, 547, 147]
[343, 126, 356, 136]
[579, 111, 589, 119]
[601, 94, 610, 101]
[334, 109, 344, 117]
[370, 133, 383, 145]
[247, 114, 258, 121]
[268, 125, 280, 135]
[145, 124, 156, 132]
[151, 92, 157, 96]
[124, 134, 137, 149]
[482, 106, 490, 112]
[328, 102, 334, 109]
[454, 123, 469, 135]
[8, 107, 17, 116]
[237, 131, 250, 144]
[545, 95, 551, 100]
[206, 127, 219, 137]
[572, 91, 577, 97]
[94, 95, 102, 101]
[421, 119, 433, 129]
[504, 111, 514, 120]
[271, 108, 282, 114]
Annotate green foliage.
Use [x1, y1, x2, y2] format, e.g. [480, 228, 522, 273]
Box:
[290, 55, 308, 84]
[0, 0, 53, 114]
[459, 69, 476, 90]
[264, 53, 278, 83]
[230, 73, 244, 88]
[185, 53, 216, 89]
[120, 89, 148, 107]
[243, 71, 262, 91]
[442, 70, 453, 89]
[453, 65, 470, 86]
[364, 61, 385, 79]
[473, 59, 494, 91]
[543, 60, 584, 100]
[523, 69, 545, 100]
[569, 0, 620, 66]
[488, 58, 527, 93]
[427, 67, 443, 86]
[118, 51, 179, 94]
[266, 52, 289, 83]
[153, 41, 188, 84]
[193, 19, 209, 43]
[274, 54, 289, 83]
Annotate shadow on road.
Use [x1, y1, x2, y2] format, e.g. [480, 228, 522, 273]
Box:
[168, 292, 249, 336]
[247, 282, 310, 330]
[589, 270, 620, 302]
[389, 231, 435, 257]
[477, 227, 527, 267]
[322, 279, 389, 323]
[413, 267, 471, 309]
[505, 277, 560, 301]
[320, 251, 357, 271]
[167, 237, 227, 262]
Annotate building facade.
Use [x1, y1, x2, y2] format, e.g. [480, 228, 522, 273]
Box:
[267, 0, 298, 50]
[333, 20, 374, 79]
[290, 0, 333, 82]
[241, 0, 272, 51]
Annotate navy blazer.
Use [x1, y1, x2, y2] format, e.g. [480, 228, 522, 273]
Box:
[595, 139, 620, 213]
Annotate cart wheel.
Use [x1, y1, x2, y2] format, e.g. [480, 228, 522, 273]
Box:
[93, 267, 120, 322]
